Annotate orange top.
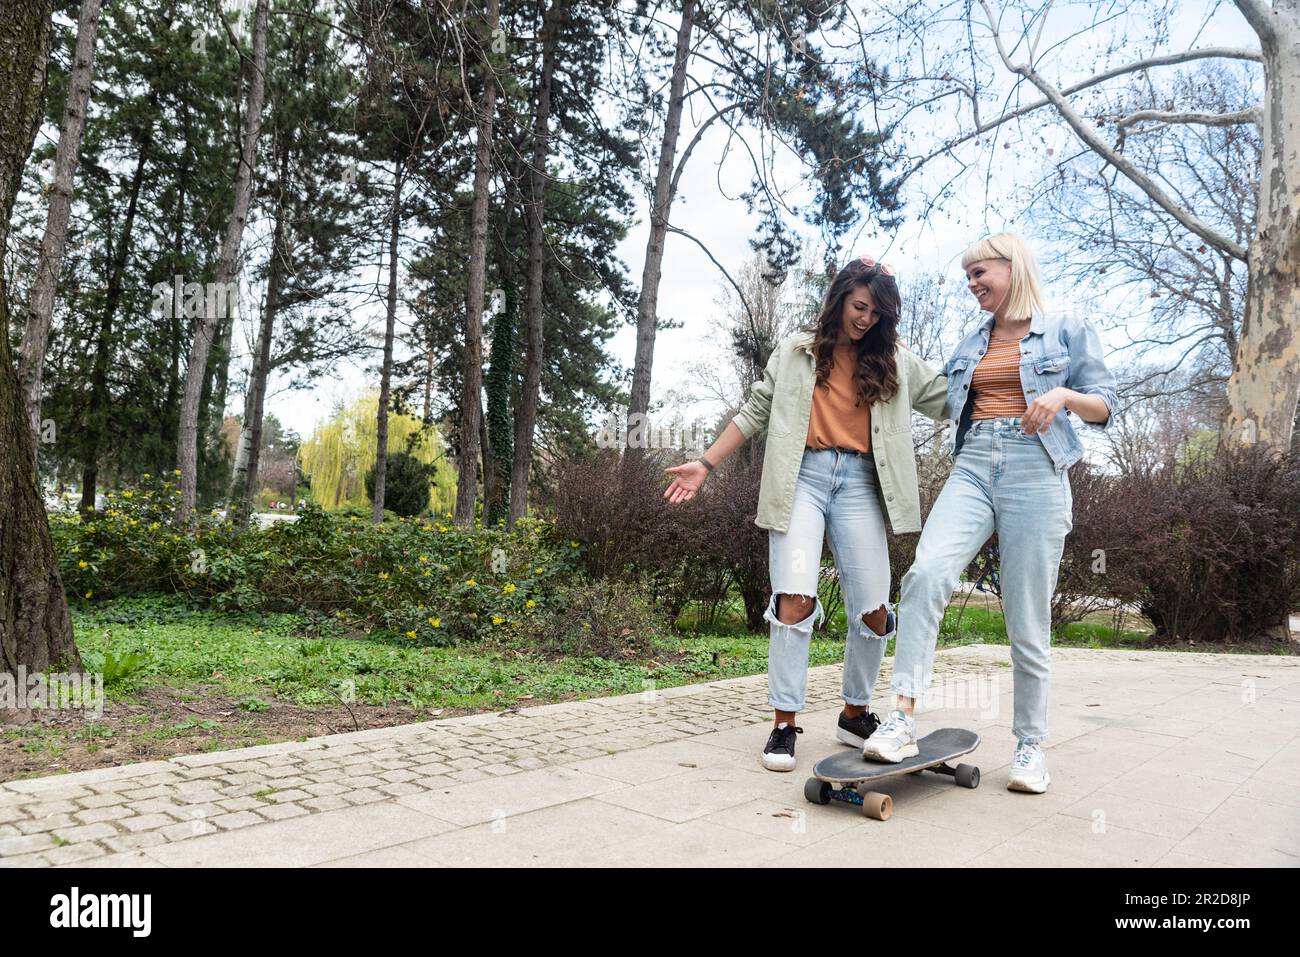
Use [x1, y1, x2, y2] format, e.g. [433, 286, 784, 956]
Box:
[971, 334, 1029, 420]
[806, 344, 871, 453]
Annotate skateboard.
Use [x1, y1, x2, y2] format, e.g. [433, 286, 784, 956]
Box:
[804, 728, 981, 820]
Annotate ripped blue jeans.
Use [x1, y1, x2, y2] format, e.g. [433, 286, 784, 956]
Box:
[765, 448, 895, 713]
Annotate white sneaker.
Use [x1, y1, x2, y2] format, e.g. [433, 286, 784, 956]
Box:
[1007, 740, 1050, 793]
[861, 709, 918, 763]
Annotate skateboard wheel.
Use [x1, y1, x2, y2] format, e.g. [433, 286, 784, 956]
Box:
[804, 778, 831, 805]
[955, 764, 980, 789]
[860, 791, 892, 821]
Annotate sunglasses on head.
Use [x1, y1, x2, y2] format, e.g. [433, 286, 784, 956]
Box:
[857, 253, 896, 277]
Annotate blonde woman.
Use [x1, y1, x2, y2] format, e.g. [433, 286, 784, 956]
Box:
[862, 233, 1118, 793]
[664, 254, 949, 772]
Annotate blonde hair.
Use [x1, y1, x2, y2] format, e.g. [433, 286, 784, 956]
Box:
[960, 232, 1045, 320]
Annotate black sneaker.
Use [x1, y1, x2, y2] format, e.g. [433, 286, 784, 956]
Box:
[761, 723, 803, 771]
[836, 710, 881, 749]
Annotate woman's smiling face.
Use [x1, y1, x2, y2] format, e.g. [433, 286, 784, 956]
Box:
[965, 258, 1012, 315]
[838, 283, 879, 342]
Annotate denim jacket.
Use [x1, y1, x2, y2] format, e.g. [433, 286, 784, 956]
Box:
[731, 331, 949, 534]
[942, 310, 1119, 471]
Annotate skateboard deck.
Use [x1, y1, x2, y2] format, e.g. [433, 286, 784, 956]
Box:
[805, 728, 981, 820]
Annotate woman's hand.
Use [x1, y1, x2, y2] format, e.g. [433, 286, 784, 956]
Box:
[1020, 387, 1071, 434]
[663, 461, 709, 504]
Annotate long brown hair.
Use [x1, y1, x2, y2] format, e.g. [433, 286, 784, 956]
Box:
[806, 258, 901, 406]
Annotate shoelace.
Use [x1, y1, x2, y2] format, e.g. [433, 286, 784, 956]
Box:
[1013, 744, 1039, 769]
[878, 713, 909, 736]
[770, 725, 803, 751]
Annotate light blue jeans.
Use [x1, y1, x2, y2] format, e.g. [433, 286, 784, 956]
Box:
[891, 417, 1073, 745]
[766, 448, 896, 713]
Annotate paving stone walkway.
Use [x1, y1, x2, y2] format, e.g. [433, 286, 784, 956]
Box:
[2, 645, 1297, 867]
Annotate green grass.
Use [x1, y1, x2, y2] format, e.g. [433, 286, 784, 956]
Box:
[58, 587, 1261, 722]
[69, 594, 844, 713]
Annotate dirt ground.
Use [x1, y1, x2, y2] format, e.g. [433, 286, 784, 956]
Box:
[0, 686, 489, 781]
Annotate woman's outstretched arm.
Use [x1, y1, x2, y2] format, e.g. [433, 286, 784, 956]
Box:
[663, 421, 746, 504]
[665, 343, 783, 504]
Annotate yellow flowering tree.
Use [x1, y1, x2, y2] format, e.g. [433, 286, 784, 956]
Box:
[298, 392, 456, 514]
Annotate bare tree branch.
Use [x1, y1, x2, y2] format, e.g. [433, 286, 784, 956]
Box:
[1117, 105, 1262, 136]
[977, 0, 1247, 261]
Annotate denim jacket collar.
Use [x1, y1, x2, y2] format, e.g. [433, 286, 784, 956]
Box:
[977, 310, 1046, 338]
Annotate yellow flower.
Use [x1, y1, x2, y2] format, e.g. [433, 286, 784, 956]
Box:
[377, 572, 389, 580]
[492, 615, 504, 625]
[418, 554, 429, 563]
[570, 541, 579, 548]
[406, 630, 417, 640]
[78, 560, 88, 569]
[142, 473, 151, 479]
[464, 579, 477, 588]
[422, 570, 431, 577]
[437, 525, 448, 533]
[534, 567, 543, 574]
[122, 491, 134, 499]
[503, 583, 516, 594]
[526, 599, 536, 609]
[428, 617, 441, 628]
[84, 591, 93, 599]
[173, 469, 181, 475]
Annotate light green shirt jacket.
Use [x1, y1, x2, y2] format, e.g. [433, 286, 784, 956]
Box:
[730, 330, 950, 534]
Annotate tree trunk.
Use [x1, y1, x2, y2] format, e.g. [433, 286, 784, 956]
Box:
[627, 0, 695, 428]
[454, 0, 501, 527]
[509, 0, 568, 525]
[163, 151, 188, 467]
[484, 281, 515, 526]
[176, 0, 269, 521]
[1, 0, 80, 682]
[231, 202, 286, 528]
[17, 0, 102, 474]
[78, 136, 149, 516]
[1221, 11, 1300, 455]
[373, 160, 403, 525]
[484, 114, 527, 528]
[231, 126, 293, 526]
[479, 393, 493, 520]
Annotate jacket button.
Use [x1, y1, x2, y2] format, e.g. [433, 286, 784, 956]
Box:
[873, 426, 879, 433]
[887, 494, 894, 501]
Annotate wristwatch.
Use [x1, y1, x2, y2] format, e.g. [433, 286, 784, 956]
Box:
[699, 455, 716, 472]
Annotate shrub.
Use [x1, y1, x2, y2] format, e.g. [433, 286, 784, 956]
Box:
[365, 452, 434, 518]
[515, 578, 671, 659]
[1092, 446, 1300, 644]
[1050, 463, 1126, 632]
[549, 448, 770, 629]
[53, 475, 581, 644]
